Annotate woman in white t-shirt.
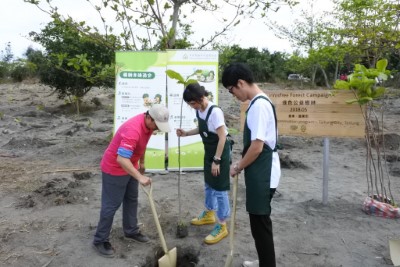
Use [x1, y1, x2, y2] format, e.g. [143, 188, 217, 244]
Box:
[176, 82, 231, 245]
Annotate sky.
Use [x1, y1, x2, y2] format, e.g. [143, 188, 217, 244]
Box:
[0, 0, 334, 58]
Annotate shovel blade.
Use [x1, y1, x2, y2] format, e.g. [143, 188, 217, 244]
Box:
[224, 253, 233, 267]
[158, 247, 177, 267]
[390, 239, 400, 266]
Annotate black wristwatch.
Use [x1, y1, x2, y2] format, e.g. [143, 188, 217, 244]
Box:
[213, 156, 221, 165]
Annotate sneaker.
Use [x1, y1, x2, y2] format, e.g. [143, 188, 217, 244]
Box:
[191, 210, 216, 225]
[242, 260, 259, 267]
[124, 232, 150, 243]
[92, 242, 115, 258]
[204, 223, 228, 244]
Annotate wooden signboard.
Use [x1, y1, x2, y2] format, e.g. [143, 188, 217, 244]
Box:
[240, 90, 365, 138]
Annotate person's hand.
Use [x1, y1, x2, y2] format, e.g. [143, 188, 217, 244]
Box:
[230, 161, 242, 176]
[176, 128, 186, 137]
[139, 175, 152, 186]
[211, 162, 220, 176]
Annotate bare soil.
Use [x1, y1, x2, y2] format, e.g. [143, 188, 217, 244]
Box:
[1, 81, 400, 267]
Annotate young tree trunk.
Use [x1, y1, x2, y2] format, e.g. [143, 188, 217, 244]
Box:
[75, 97, 80, 117]
[311, 65, 317, 87]
[318, 65, 330, 89]
[334, 61, 339, 83]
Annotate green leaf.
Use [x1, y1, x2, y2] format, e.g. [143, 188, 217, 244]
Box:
[349, 77, 363, 88]
[359, 96, 373, 102]
[353, 64, 368, 75]
[366, 86, 372, 96]
[185, 79, 198, 87]
[378, 73, 388, 81]
[345, 99, 359, 104]
[166, 69, 184, 83]
[334, 80, 350, 90]
[228, 128, 240, 135]
[376, 59, 388, 72]
[372, 87, 386, 98]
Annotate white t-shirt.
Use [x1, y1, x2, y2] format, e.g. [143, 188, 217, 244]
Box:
[246, 93, 281, 188]
[197, 102, 228, 135]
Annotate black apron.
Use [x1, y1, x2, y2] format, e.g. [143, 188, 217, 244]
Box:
[197, 105, 230, 191]
[243, 95, 278, 215]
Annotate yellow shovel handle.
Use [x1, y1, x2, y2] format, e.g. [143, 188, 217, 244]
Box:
[224, 173, 239, 267]
[229, 174, 239, 251]
[140, 183, 169, 253]
[140, 182, 153, 197]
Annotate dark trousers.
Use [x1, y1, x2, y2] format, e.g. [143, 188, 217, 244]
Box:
[93, 172, 139, 244]
[249, 188, 276, 267]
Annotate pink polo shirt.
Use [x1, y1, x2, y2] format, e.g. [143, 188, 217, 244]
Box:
[101, 113, 153, 176]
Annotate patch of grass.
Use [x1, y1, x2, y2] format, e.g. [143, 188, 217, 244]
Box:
[228, 128, 240, 135]
[36, 104, 45, 111]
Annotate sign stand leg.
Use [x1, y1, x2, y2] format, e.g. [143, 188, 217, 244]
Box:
[322, 137, 330, 205]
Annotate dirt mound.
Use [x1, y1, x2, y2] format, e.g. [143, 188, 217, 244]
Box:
[2, 137, 55, 149]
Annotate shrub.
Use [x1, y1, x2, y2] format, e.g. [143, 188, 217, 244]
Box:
[10, 64, 30, 82]
[0, 62, 9, 79]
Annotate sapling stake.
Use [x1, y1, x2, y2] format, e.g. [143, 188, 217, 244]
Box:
[166, 69, 198, 238]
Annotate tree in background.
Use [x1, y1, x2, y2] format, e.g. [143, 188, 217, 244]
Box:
[0, 43, 36, 82]
[25, 0, 298, 51]
[22, 0, 299, 113]
[0, 42, 14, 63]
[0, 43, 14, 80]
[333, 0, 400, 68]
[284, 50, 308, 76]
[264, 0, 400, 88]
[29, 17, 116, 115]
[386, 51, 400, 87]
[15, 0, 400, 92]
[217, 45, 289, 82]
[265, 0, 335, 86]
[269, 51, 290, 82]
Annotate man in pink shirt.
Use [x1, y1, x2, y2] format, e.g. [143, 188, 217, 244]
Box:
[93, 104, 170, 258]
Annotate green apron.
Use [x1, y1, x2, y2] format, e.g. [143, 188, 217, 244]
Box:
[197, 105, 230, 191]
[243, 96, 278, 215]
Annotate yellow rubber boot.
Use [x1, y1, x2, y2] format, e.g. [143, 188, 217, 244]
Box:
[190, 210, 216, 225]
[204, 223, 228, 245]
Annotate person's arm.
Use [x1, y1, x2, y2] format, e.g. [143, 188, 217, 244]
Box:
[231, 99, 273, 176]
[117, 155, 151, 185]
[230, 139, 264, 176]
[139, 155, 145, 174]
[211, 126, 226, 176]
[176, 127, 199, 137]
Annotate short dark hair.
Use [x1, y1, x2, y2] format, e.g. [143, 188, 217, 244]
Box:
[145, 110, 154, 121]
[221, 63, 255, 88]
[183, 82, 209, 103]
